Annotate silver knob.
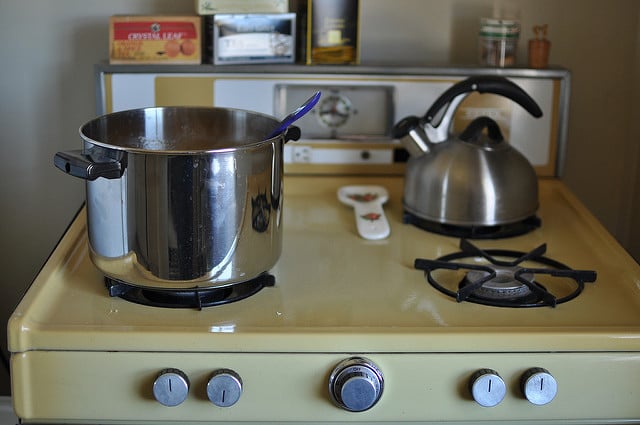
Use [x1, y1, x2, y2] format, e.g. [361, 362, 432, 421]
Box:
[207, 369, 243, 407]
[521, 367, 557, 405]
[329, 357, 384, 412]
[469, 369, 507, 407]
[152, 368, 190, 407]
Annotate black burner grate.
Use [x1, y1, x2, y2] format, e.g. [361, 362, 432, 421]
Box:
[105, 273, 275, 310]
[414, 239, 597, 308]
[403, 212, 541, 239]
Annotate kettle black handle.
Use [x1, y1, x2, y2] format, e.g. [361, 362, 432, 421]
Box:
[459, 117, 504, 143]
[424, 76, 543, 124]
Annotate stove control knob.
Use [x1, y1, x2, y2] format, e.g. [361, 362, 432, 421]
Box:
[521, 367, 558, 405]
[469, 369, 507, 407]
[153, 368, 190, 407]
[207, 369, 243, 407]
[329, 357, 384, 412]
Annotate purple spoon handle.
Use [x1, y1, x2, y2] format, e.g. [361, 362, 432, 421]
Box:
[267, 91, 321, 139]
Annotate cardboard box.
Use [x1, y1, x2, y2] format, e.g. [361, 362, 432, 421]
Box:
[207, 14, 296, 65]
[306, 0, 359, 64]
[109, 16, 202, 64]
[195, 0, 288, 15]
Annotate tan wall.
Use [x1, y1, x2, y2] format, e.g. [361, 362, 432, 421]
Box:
[0, 0, 197, 397]
[628, 6, 640, 260]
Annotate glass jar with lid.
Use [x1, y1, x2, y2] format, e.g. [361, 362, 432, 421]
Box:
[479, 18, 520, 67]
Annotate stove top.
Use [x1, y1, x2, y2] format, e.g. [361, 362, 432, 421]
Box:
[11, 177, 640, 351]
[9, 176, 640, 423]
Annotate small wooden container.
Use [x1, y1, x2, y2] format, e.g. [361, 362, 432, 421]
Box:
[528, 25, 551, 69]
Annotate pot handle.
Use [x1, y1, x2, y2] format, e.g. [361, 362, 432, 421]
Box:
[284, 125, 301, 143]
[424, 76, 543, 124]
[54, 150, 124, 180]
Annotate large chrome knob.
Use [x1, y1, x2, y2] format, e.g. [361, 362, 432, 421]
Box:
[207, 369, 243, 407]
[521, 367, 557, 405]
[329, 357, 384, 412]
[469, 369, 507, 407]
[152, 368, 190, 407]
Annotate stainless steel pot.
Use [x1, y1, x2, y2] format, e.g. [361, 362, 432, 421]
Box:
[54, 107, 301, 290]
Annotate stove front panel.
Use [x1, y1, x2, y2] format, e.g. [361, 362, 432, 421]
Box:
[12, 350, 640, 423]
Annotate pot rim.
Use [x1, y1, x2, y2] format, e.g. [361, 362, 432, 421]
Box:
[79, 106, 283, 155]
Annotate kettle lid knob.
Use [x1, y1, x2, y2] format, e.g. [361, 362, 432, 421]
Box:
[459, 117, 504, 146]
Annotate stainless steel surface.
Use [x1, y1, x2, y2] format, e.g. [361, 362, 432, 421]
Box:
[424, 93, 467, 144]
[469, 369, 507, 407]
[328, 357, 384, 412]
[55, 107, 290, 289]
[397, 77, 541, 226]
[403, 131, 539, 225]
[403, 124, 432, 157]
[206, 369, 243, 407]
[521, 367, 558, 406]
[152, 369, 190, 407]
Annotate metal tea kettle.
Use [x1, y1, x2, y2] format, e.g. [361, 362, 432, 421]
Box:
[392, 76, 543, 229]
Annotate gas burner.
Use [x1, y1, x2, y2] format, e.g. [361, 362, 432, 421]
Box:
[462, 266, 539, 302]
[403, 212, 541, 239]
[105, 274, 275, 310]
[414, 239, 597, 308]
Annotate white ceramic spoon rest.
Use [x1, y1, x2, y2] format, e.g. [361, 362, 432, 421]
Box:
[337, 185, 390, 240]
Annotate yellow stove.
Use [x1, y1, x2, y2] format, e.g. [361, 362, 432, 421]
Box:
[8, 175, 640, 424]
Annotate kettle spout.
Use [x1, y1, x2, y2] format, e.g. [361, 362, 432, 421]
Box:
[391, 115, 433, 157]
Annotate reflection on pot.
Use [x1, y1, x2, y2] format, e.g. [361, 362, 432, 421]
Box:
[252, 192, 271, 233]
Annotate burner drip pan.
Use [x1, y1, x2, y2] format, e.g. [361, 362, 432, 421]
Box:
[105, 273, 275, 309]
[403, 212, 541, 239]
[463, 266, 538, 302]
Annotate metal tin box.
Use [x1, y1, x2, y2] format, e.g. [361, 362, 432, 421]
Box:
[209, 13, 296, 64]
